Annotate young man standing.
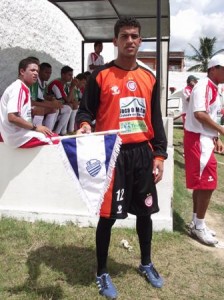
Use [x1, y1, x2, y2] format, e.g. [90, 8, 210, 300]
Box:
[0, 57, 54, 148]
[87, 41, 104, 73]
[76, 17, 167, 299]
[184, 54, 224, 245]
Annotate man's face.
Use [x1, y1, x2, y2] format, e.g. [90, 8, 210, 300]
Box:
[215, 66, 224, 84]
[39, 67, 52, 82]
[20, 63, 39, 86]
[190, 80, 197, 87]
[95, 43, 103, 54]
[113, 26, 142, 58]
[79, 78, 87, 89]
[62, 71, 73, 83]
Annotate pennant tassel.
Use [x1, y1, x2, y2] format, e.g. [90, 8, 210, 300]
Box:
[97, 135, 122, 214]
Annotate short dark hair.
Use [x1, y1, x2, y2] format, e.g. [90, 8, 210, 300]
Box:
[94, 41, 103, 48]
[84, 71, 91, 76]
[40, 62, 52, 71]
[18, 57, 39, 75]
[26, 56, 40, 64]
[114, 16, 141, 38]
[61, 65, 73, 75]
[76, 73, 86, 81]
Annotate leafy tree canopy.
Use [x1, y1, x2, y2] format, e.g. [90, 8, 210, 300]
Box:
[186, 37, 217, 72]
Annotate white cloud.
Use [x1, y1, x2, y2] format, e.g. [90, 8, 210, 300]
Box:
[170, 0, 224, 55]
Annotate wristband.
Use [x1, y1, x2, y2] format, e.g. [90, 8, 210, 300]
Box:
[31, 125, 37, 131]
[154, 156, 165, 161]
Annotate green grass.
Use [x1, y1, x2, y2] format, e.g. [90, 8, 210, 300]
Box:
[1, 127, 224, 299]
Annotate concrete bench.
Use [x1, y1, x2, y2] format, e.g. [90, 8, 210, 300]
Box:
[0, 118, 173, 230]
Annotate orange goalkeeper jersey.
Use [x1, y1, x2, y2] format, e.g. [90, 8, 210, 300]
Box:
[76, 61, 167, 158]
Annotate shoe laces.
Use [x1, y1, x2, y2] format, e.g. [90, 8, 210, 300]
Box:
[146, 264, 160, 279]
[99, 274, 110, 289]
[145, 264, 159, 278]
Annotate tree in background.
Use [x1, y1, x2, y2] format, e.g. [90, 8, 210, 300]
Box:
[186, 37, 217, 72]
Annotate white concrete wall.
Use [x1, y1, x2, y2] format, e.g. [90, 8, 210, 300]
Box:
[0, 0, 116, 97]
[0, 0, 83, 96]
[0, 118, 173, 231]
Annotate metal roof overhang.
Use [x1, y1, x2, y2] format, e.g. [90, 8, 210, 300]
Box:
[48, 0, 170, 115]
[48, 0, 170, 42]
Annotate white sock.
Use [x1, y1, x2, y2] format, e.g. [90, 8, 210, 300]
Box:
[54, 105, 71, 135]
[192, 213, 197, 224]
[195, 218, 205, 230]
[33, 115, 44, 126]
[44, 113, 57, 130]
[68, 109, 77, 133]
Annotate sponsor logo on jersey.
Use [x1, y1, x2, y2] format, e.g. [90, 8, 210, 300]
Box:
[120, 97, 146, 118]
[145, 194, 153, 207]
[120, 120, 148, 134]
[86, 159, 101, 177]
[127, 80, 137, 91]
[111, 85, 120, 95]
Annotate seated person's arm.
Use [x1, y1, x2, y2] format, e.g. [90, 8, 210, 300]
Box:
[8, 112, 53, 135]
[31, 99, 62, 109]
[67, 77, 79, 103]
[8, 112, 34, 130]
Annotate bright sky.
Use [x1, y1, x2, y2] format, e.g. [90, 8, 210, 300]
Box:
[89, 0, 224, 68]
[170, 0, 224, 54]
[140, 0, 224, 55]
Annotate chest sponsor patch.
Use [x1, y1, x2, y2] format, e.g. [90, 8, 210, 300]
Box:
[120, 97, 146, 118]
[120, 120, 148, 134]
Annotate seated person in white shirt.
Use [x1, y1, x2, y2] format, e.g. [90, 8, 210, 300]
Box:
[0, 57, 55, 148]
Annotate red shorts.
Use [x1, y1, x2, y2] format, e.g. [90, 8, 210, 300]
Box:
[184, 130, 217, 190]
[20, 133, 59, 148]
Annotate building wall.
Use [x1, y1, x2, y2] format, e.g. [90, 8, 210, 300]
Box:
[0, 0, 83, 96]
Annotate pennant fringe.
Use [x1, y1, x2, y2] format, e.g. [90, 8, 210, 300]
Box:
[96, 134, 122, 214]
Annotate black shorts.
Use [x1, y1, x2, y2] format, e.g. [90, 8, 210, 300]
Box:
[100, 141, 159, 219]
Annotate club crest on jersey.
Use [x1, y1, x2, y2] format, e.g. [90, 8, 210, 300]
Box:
[86, 159, 101, 177]
[145, 193, 153, 207]
[111, 85, 120, 95]
[127, 80, 137, 92]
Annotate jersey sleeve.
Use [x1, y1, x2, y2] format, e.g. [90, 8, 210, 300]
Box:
[150, 82, 168, 159]
[76, 71, 101, 126]
[191, 83, 207, 112]
[87, 53, 93, 68]
[7, 83, 22, 114]
[51, 81, 67, 100]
